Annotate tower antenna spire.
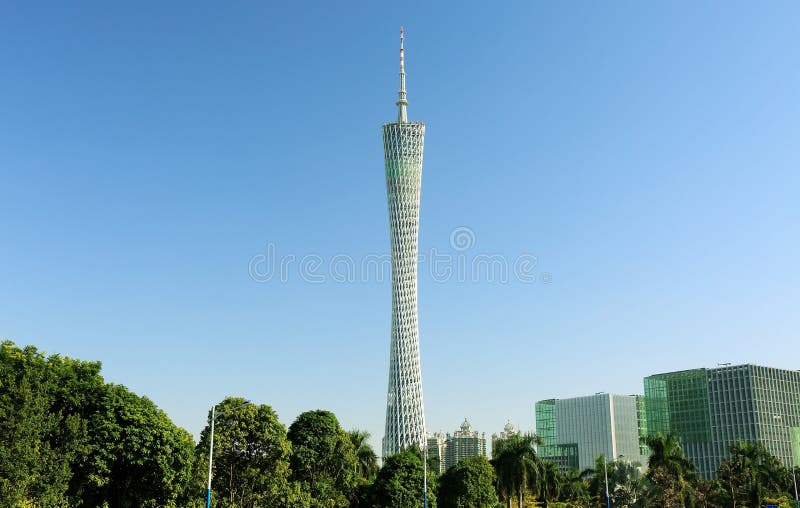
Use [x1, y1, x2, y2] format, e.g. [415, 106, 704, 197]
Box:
[397, 26, 408, 123]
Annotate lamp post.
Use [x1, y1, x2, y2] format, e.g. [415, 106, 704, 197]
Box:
[603, 455, 611, 508]
[423, 442, 428, 508]
[602, 454, 626, 508]
[775, 415, 800, 508]
[206, 400, 251, 508]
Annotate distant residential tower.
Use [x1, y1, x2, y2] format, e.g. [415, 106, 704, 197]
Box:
[443, 418, 487, 470]
[382, 28, 427, 459]
[427, 420, 488, 472]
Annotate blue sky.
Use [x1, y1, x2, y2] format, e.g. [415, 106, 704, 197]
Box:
[2, 1, 799, 452]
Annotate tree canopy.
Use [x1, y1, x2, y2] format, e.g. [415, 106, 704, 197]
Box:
[369, 449, 437, 508]
[195, 397, 297, 507]
[349, 429, 379, 483]
[287, 409, 358, 508]
[0, 340, 195, 508]
[491, 433, 543, 508]
[644, 431, 695, 507]
[438, 455, 497, 508]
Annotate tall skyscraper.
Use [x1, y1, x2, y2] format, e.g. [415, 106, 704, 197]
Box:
[382, 28, 427, 459]
[645, 364, 800, 478]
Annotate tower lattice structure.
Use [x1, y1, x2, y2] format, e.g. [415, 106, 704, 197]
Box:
[382, 27, 426, 459]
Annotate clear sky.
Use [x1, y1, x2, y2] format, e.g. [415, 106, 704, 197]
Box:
[2, 1, 799, 453]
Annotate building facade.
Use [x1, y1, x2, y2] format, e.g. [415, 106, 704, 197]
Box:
[382, 28, 427, 459]
[427, 433, 447, 473]
[644, 364, 800, 478]
[442, 419, 487, 471]
[491, 419, 519, 451]
[535, 393, 648, 472]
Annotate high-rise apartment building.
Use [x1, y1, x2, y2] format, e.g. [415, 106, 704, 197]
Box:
[644, 364, 800, 478]
[535, 393, 648, 472]
[442, 419, 487, 471]
[491, 419, 519, 450]
[427, 433, 447, 473]
[382, 28, 427, 459]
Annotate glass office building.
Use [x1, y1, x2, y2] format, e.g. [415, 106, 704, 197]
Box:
[535, 394, 648, 472]
[644, 364, 800, 478]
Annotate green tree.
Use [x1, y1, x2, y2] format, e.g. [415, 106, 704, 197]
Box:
[0, 342, 92, 506]
[491, 433, 543, 508]
[692, 478, 726, 508]
[438, 455, 497, 508]
[718, 440, 791, 508]
[718, 449, 750, 507]
[349, 429, 379, 482]
[348, 429, 379, 508]
[585, 456, 614, 507]
[609, 460, 644, 508]
[644, 432, 695, 507]
[539, 461, 561, 507]
[370, 449, 436, 508]
[558, 469, 590, 507]
[195, 397, 296, 508]
[288, 410, 358, 507]
[79, 384, 195, 508]
[0, 341, 196, 508]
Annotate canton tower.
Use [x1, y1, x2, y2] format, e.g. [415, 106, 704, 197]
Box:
[382, 27, 426, 458]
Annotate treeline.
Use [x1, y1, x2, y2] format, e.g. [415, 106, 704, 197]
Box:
[2, 341, 799, 507]
[1, 341, 194, 507]
[0, 341, 436, 507]
[489, 432, 800, 507]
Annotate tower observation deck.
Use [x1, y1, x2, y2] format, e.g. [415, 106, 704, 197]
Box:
[381, 27, 427, 459]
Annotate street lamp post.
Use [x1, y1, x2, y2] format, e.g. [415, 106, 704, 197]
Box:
[774, 414, 799, 508]
[602, 454, 626, 508]
[206, 405, 216, 508]
[603, 455, 611, 508]
[206, 400, 251, 508]
[423, 442, 428, 508]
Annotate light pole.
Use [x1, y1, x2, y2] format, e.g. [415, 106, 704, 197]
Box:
[206, 400, 251, 508]
[602, 454, 626, 508]
[423, 442, 428, 508]
[603, 455, 611, 508]
[775, 415, 800, 508]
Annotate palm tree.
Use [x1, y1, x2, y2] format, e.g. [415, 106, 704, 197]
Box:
[693, 478, 725, 508]
[645, 432, 695, 507]
[491, 433, 543, 508]
[559, 468, 590, 507]
[721, 440, 791, 507]
[610, 460, 644, 508]
[646, 432, 694, 478]
[348, 429, 379, 482]
[585, 456, 615, 506]
[492, 442, 516, 508]
[539, 461, 561, 507]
